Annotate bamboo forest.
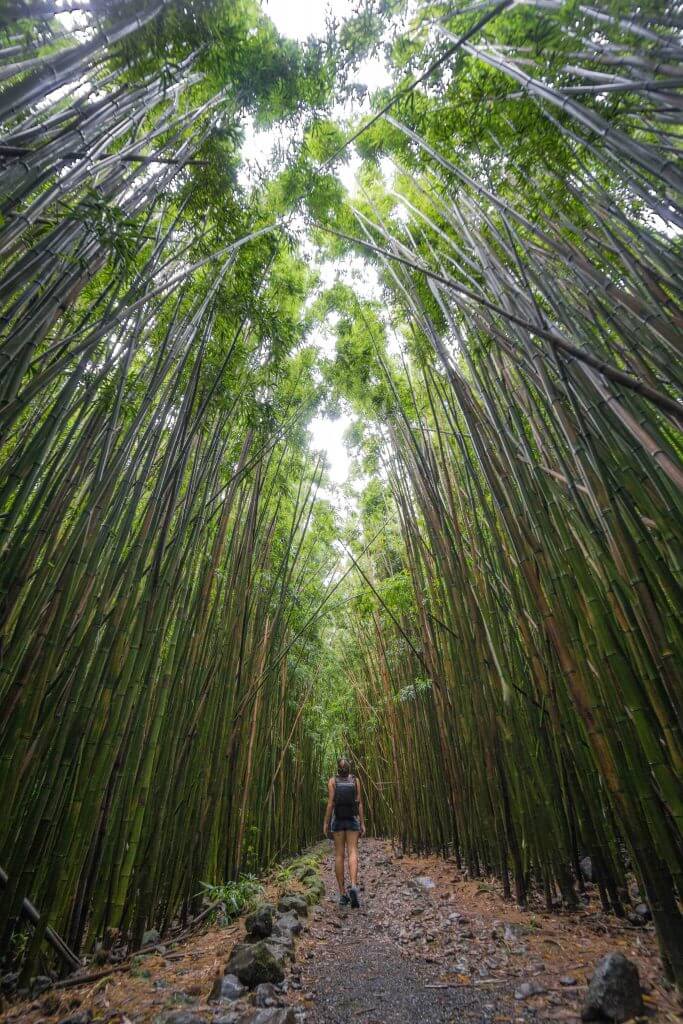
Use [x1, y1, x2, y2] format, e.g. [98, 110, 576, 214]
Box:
[0, 0, 682, 1020]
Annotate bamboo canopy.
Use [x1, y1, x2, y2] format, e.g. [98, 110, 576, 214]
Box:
[0, 0, 681, 992]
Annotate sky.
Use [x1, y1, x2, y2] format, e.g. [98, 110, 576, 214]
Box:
[256, 0, 393, 496]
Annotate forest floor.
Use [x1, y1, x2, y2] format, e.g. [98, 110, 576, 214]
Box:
[2, 839, 680, 1024]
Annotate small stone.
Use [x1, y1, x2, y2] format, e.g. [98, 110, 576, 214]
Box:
[158, 1013, 204, 1024]
[582, 953, 644, 1022]
[209, 972, 247, 1003]
[142, 928, 161, 946]
[227, 941, 285, 987]
[634, 902, 651, 921]
[514, 981, 547, 1000]
[246, 905, 275, 939]
[253, 982, 285, 1007]
[277, 894, 308, 917]
[414, 876, 436, 890]
[560, 976, 578, 987]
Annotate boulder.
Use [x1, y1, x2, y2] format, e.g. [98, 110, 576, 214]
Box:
[253, 982, 285, 1007]
[273, 911, 302, 937]
[245, 904, 275, 939]
[227, 941, 285, 987]
[208, 972, 247, 1003]
[582, 953, 644, 1022]
[277, 894, 308, 917]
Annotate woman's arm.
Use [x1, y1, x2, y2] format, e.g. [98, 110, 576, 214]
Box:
[356, 777, 366, 837]
[323, 777, 335, 837]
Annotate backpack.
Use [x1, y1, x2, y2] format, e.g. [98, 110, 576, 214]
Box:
[334, 774, 357, 818]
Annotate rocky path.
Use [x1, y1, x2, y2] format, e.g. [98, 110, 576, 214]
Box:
[292, 839, 675, 1024]
[2, 839, 678, 1024]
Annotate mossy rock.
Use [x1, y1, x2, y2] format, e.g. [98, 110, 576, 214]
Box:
[277, 893, 308, 916]
[227, 941, 285, 987]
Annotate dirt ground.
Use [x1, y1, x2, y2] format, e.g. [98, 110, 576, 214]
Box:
[2, 839, 681, 1024]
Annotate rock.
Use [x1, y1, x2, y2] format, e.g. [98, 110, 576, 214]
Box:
[0, 973, 18, 994]
[57, 1014, 93, 1024]
[292, 864, 317, 883]
[264, 932, 294, 962]
[253, 982, 285, 1007]
[633, 902, 651, 922]
[31, 975, 52, 994]
[158, 1013, 204, 1024]
[560, 976, 578, 987]
[277, 894, 308, 917]
[414, 876, 436, 890]
[240, 1010, 297, 1024]
[209, 972, 247, 1003]
[273, 911, 302, 937]
[142, 928, 161, 946]
[515, 981, 547, 1000]
[227, 941, 285, 987]
[246, 905, 275, 939]
[580, 856, 593, 883]
[582, 953, 644, 1022]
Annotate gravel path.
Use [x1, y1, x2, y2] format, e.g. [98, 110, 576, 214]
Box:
[295, 839, 517, 1024]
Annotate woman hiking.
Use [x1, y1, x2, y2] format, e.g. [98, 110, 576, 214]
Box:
[323, 757, 366, 908]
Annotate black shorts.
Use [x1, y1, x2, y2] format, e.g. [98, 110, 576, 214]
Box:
[331, 815, 360, 833]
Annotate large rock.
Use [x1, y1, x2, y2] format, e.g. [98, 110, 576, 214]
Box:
[208, 972, 247, 1003]
[245, 904, 275, 939]
[582, 953, 644, 1022]
[273, 911, 302, 937]
[277, 893, 308, 917]
[227, 941, 285, 987]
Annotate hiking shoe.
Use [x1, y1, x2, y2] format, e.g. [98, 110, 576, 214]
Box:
[349, 886, 360, 909]
[338, 893, 350, 907]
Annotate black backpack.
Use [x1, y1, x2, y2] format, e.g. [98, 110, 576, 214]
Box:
[334, 774, 357, 817]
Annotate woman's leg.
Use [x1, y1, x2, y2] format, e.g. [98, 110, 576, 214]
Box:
[347, 830, 360, 888]
[333, 831, 347, 894]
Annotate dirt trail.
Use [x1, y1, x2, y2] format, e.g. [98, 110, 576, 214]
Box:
[2, 839, 678, 1024]
[293, 839, 676, 1024]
